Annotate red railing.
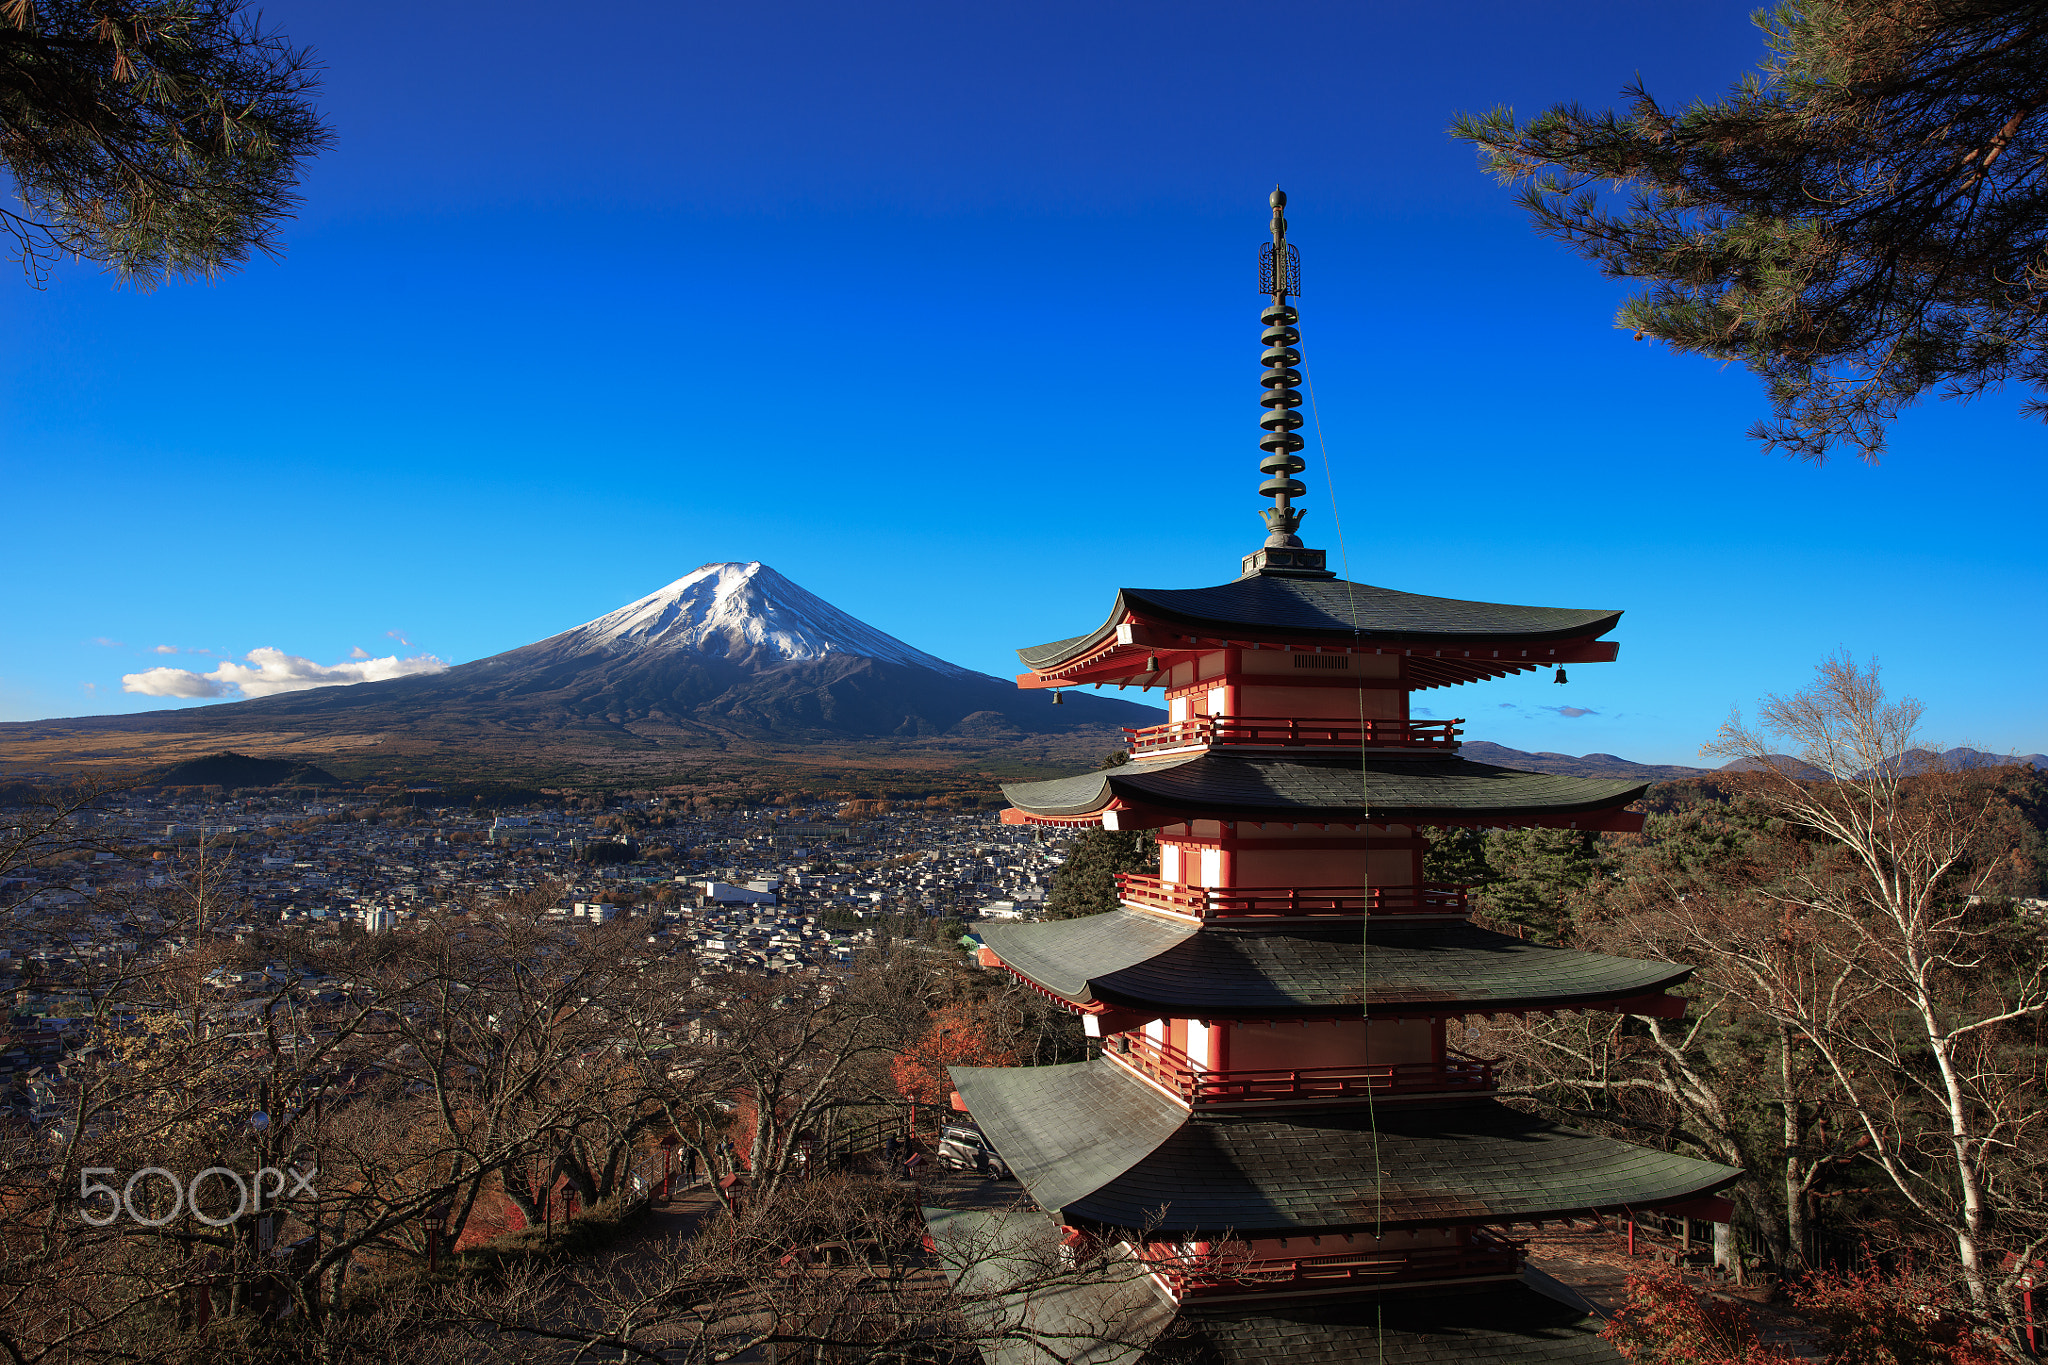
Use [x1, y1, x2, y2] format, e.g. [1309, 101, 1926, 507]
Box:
[1107, 1030, 1500, 1106]
[1121, 715, 1463, 755]
[1138, 1229, 1524, 1298]
[1116, 873, 1468, 919]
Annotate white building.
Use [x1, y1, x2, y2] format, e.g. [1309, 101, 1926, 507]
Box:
[700, 882, 776, 905]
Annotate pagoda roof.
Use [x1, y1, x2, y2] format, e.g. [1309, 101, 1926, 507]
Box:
[927, 1203, 1613, 1364]
[949, 1059, 1738, 1236]
[1173, 1285, 1618, 1364]
[978, 910, 1692, 1017]
[1001, 752, 1646, 825]
[1018, 576, 1620, 673]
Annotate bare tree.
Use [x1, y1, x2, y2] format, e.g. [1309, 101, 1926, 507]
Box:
[0, 779, 126, 910]
[1706, 653, 2048, 1322]
[431, 1172, 1176, 1365]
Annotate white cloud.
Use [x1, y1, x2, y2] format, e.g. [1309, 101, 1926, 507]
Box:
[92, 637, 125, 648]
[122, 667, 230, 698]
[122, 647, 449, 699]
[151, 645, 180, 655]
[348, 646, 372, 659]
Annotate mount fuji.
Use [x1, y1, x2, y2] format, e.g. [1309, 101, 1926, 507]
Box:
[3, 564, 1162, 785]
[523, 563, 988, 679]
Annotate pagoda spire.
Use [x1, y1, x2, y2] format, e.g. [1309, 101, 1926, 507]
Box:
[1258, 188, 1306, 546]
[1242, 188, 1332, 579]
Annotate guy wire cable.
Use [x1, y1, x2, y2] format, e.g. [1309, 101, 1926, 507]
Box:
[1302, 365, 1386, 1252]
[1304, 362, 1386, 1365]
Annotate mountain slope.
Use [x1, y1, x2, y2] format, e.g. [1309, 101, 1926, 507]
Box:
[1455, 742, 1714, 782]
[534, 562, 985, 677]
[0, 563, 1160, 785]
[1462, 742, 2044, 782]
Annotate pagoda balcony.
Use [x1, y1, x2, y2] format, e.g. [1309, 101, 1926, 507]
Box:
[1106, 1031, 1501, 1107]
[1137, 1229, 1525, 1300]
[1120, 715, 1463, 756]
[1116, 872, 1469, 919]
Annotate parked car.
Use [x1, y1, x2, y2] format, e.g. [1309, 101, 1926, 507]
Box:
[936, 1121, 1011, 1179]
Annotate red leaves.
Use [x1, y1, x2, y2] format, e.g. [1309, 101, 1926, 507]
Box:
[888, 1002, 1015, 1107]
[1789, 1260, 2006, 1365]
[1602, 1265, 2006, 1365]
[1602, 1270, 1794, 1365]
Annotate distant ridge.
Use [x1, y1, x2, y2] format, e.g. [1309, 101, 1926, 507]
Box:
[1463, 741, 2046, 783]
[1457, 742, 1712, 782]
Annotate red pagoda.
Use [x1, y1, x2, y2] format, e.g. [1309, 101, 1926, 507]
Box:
[946, 191, 1739, 1362]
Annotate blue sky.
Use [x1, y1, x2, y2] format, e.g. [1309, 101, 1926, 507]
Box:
[4, 0, 2043, 766]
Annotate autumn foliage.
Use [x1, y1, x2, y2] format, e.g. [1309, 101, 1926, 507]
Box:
[1602, 1269, 1790, 1365]
[1789, 1260, 2008, 1365]
[1603, 1265, 2006, 1365]
[889, 1002, 1016, 1107]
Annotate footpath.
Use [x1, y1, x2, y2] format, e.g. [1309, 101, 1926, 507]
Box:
[1524, 1223, 1826, 1357]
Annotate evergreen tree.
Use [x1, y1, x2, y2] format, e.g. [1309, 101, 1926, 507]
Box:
[1421, 825, 1491, 888]
[1044, 829, 1156, 921]
[1, 0, 331, 285]
[1474, 826, 1605, 943]
[1454, 1, 2048, 462]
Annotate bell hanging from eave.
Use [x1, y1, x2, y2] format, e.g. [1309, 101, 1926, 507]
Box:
[1554, 668, 1568, 685]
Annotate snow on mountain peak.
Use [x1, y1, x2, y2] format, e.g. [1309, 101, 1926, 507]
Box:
[550, 562, 983, 677]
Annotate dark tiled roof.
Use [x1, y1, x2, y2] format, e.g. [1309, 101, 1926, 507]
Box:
[1161, 1285, 1619, 1364]
[925, 1202, 1182, 1365]
[979, 909, 1198, 1000]
[926, 1203, 1617, 1365]
[949, 1058, 1187, 1213]
[978, 910, 1692, 1015]
[1002, 752, 1646, 822]
[953, 1060, 1738, 1234]
[1018, 577, 1620, 669]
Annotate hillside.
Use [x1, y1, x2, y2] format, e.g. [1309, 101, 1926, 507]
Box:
[153, 752, 340, 788]
[0, 564, 1161, 792]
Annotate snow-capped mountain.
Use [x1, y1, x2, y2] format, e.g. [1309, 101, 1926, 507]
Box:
[43, 562, 1162, 758]
[539, 563, 983, 679]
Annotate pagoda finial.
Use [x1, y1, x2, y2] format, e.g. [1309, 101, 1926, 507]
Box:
[1243, 188, 1331, 579]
